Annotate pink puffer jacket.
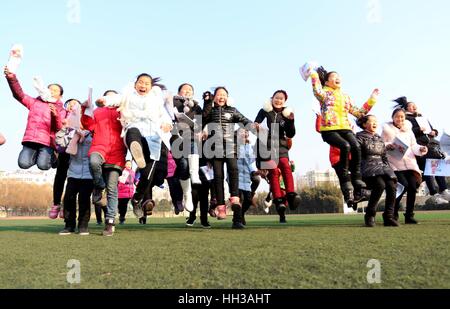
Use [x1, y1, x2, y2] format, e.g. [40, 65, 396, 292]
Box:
[118, 168, 136, 199]
[167, 151, 177, 178]
[6, 74, 65, 148]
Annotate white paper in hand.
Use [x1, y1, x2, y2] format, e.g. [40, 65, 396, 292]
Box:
[415, 117, 432, 135]
[396, 183, 405, 199]
[84, 87, 94, 118]
[300, 61, 319, 82]
[7, 44, 24, 74]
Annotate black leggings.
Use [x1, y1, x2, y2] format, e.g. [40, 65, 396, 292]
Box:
[364, 175, 397, 217]
[212, 158, 239, 205]
[53, 152, 70, 205]
[321, 130, 361, 183]
[191, 171, 211, 223]
[395, 170, 420, 214]
[126, 128, 157, 201]
[118, 198, 130, 218]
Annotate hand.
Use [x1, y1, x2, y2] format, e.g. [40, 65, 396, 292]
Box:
[202, 131, 209, 141]
[161, 123, 173, 133]
[371, 88, 380, 99]
[420, 146, 427, 154]
[4, 66, 12, 77]
[429, 130, 437, 137]
[202, 91, 213, 102]
[49, 104, 57, 116]
[287, 113, 294, 121]
[96, 98, 106, 107]
[386, 144, 396, 151]
[254, 122, 260, 132]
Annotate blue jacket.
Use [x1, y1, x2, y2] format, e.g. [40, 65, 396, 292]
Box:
[68, 132, 93, 180]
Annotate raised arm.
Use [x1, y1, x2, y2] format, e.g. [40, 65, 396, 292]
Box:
[310, 71, 326, 103]
[4, 67, 34, 109]
[349, 89, 379, 119]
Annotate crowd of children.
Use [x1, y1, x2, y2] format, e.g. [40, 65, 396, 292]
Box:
[2, 58, 450, 235]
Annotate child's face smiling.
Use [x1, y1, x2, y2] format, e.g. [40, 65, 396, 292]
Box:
[179, 85, 194, 99]
[364, 116, 378, 134]
[325, 73, 341, 89]
[272, 93, 286, 110]
[214, 89, 228, 106]
[135, 76, 152, 95]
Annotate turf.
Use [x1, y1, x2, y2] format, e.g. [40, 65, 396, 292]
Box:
[0, 212, 449, 289]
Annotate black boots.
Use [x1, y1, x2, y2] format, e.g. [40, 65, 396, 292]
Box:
[286, 192, 301, 211]
[383, 213, 400, 227]
[231, 197, 245, 229]
[275, 198, 287, 224]
[341, 181, 355, 205]
[404, 213, 419, 224]
[364, 215, 376, 227]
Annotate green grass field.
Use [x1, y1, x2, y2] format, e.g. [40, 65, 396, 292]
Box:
[1, 211, 450, 289]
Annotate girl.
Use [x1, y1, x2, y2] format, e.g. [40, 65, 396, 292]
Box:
[82, 90, 127, 237]
[59, 121, 93, 235]
[4, 66, 65, 171]
[171, 83, 203, 211]
[356, 115, 399, 227]
[382, 108, 428, 224]
[254, 90, 300, 223]
[203, 87, 254, 229]
[307, 66, 379, 204]
[117, 160, 137, 224]
[394, 97, 450, 203]
[98, 74, 173, 217]
[50, 99, 81, 219]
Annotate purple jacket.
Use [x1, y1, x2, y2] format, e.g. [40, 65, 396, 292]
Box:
[6, 74, 65, 148]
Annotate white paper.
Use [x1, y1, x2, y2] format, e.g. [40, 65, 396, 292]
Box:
[415, 117, 432, 135]
[300, 61, 319, 82]
[118, 170, 130, 184]
[200, 165, 214, 181]
[396, 183, 405, 199]
[175, 112, 195, 127]
[84, 87, 95, 118]
[440, 131, 450, 155]
[388, 137, 409, 160]
[424, 159, 450, 177]
[6, 44, 23, 74]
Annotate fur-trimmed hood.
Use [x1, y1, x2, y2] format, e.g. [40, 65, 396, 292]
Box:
[263, 100, 294, 118]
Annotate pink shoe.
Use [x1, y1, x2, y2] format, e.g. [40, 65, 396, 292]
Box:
[49, 205, 61, 219]
[215, 205, 227, 220]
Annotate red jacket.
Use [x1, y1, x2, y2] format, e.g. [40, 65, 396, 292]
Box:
[81, 107, 126, 170]
[6, 74, 65, 148]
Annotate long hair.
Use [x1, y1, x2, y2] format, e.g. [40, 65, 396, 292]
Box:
[135, 73, 167, 91]
[393, 96, 409, 110]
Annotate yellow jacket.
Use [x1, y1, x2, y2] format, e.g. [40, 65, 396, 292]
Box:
[311, 71, 376, 132]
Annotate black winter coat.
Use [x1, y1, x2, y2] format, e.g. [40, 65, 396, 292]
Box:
[356, 130, 396, 179]
[254, 108, 295, 160]
[203, 103, 252, 158]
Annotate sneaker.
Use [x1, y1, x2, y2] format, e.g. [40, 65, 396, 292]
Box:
[429, 194, 448, 205]
[58, 207, 64, 219]
[208, 207, 217, 218]
[186, 217, 196, 227]
[119, 217, 126, 225]
[103, 223, 114, 237]
[263, 200, 272, 214]
[201, 222, 211, 229]
[142, 200, 155, 216]
[232, 222, 245, 229]
[139, 217, 147, 225]
[78, 228, 90, 236]
[132, 198, 144, 218]
[364, 215, 376, 227]
[439, 190, 450, 201]
[130, 141, 146, 169]
[49, 205, 61, 219]
[92, 188, 104, 205]
[215, 205, 227, 220]
[59, 227, 75, 236]
[279, 217, 287, 224]
[404, 213, 419, 225]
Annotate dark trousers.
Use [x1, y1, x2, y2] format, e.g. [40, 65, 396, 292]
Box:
[94, 204, 106, 223]
[63, 178, 94, 229]
[191, 172, 210, 224]
[322, 130, 361, 183]
[118, 198, 130, 218]
[240, 190, 253, 214]
[167, 176, 183, 207]
[212, 158, 239, 205]
[53, 152, 71, 205]
[424, 176, 448, 196]
[364, 175, 397, 217]
[395, 170, 420, 214]
[126, 128, 157, 201]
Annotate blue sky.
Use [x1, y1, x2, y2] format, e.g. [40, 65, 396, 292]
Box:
[1, 0, 450, 174]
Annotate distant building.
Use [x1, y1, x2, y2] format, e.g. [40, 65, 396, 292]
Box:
[299, 169, 340, 188]
[0, 170, 55, 185]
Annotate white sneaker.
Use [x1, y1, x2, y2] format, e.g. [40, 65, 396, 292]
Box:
[439, 190, 450, 201]
[263, 200, 272, 214]
[432, 194, 449, 205]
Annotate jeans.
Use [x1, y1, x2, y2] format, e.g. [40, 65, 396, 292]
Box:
[18, 142, 55, 171]
[424, 175, 448, 195]
[89, 152, 120, 221]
